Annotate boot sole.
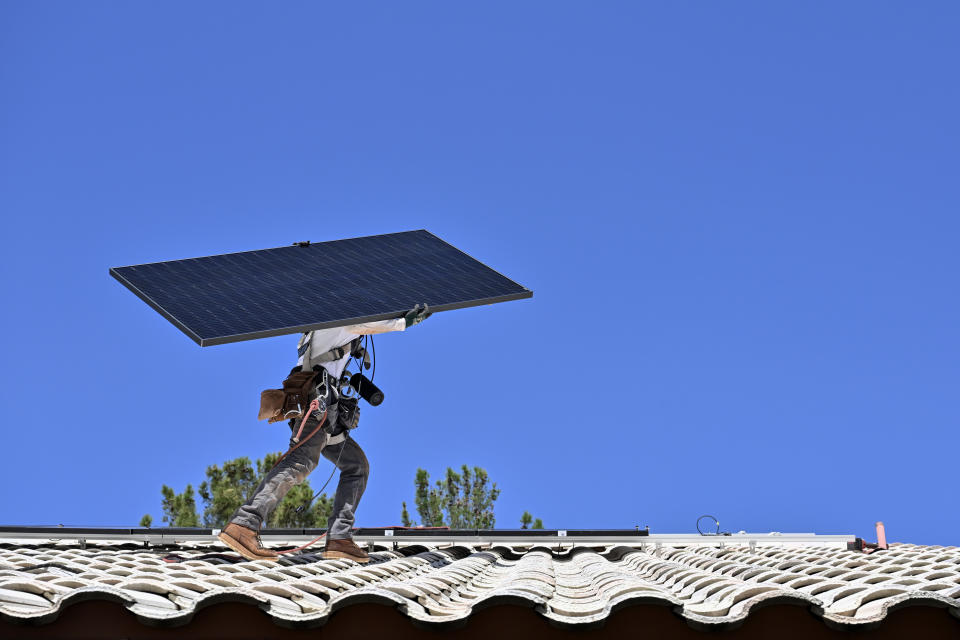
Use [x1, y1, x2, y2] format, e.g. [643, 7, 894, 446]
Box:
[218, 532, 279, 562]
[322, 549, 370, 563]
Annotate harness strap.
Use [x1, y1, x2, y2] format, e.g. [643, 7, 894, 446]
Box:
[292, 395, 345, 448]
[306, 337, 362, 364]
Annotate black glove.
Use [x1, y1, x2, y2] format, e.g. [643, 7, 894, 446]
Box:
[404, 303, 432, 328]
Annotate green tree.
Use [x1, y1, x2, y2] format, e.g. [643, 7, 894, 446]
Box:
[412, 465, 500, 528]
[400, 501, 413, 527]
[161, 484, 199, 526]
[521, 512, 544, 529]
[139, 514, 153, 528]
[156, 454, 332, 528]
[268, 479, 333, 529]
[414, 468, 443, 527]
[198, 456, 259, 527]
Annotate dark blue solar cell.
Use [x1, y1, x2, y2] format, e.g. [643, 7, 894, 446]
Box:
[110, 230, 532, 346]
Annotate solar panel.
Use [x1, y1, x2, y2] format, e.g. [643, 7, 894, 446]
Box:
[109, 230, 532, 346]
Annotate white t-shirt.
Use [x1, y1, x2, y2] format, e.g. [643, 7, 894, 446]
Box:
[296, 318, 406, 380]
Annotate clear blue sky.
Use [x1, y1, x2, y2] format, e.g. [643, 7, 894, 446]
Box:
[1, 2, 957, 546]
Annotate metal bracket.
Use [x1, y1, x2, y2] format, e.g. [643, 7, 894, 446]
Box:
[0, 528, 857, 550]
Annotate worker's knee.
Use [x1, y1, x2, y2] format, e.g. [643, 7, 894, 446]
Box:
[342, 457, 368, 480]
[293, 459, 316, 481]
[340, 447, 369, 479]
[283, 447, 319, 481]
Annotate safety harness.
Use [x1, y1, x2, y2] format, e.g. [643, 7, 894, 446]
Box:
[259, 335, 367, 426]
[297, 335, 371, 370]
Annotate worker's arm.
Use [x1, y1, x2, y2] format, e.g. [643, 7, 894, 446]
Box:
[347, 318, 405, 335]
[347, 304, 432, 335]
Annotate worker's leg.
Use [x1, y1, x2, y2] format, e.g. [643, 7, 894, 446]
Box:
[230, 407, 333, 530]
[321, 436, 369, 539]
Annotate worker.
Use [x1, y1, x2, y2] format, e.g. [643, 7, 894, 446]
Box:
[218, 304, 432, 563]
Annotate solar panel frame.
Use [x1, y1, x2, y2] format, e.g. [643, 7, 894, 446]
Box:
[110, 229, 532, 346]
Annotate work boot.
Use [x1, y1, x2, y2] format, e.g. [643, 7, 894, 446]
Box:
[323, 538, 370, 563]
[218, 523, 279, 562]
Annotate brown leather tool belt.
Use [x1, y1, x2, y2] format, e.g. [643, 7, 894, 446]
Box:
[258, 369, 319, 424]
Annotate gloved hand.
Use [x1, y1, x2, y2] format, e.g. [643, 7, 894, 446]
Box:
[404, 303, 432, 328]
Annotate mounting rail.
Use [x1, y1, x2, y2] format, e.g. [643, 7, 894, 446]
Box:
[0, 526, 854, 549]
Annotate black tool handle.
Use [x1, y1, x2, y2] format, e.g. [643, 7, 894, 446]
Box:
[349, 372, 384, 406]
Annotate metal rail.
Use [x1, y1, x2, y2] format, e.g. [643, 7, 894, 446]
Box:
[0, 526, 855, 549]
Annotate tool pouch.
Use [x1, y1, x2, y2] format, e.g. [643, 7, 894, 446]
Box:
[259, 370, 319, 424]
[258, 389, 286, 422]
[336, 396, 360, 432]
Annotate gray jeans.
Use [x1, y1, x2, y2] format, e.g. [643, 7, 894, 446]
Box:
[230, 401, 369, 539]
